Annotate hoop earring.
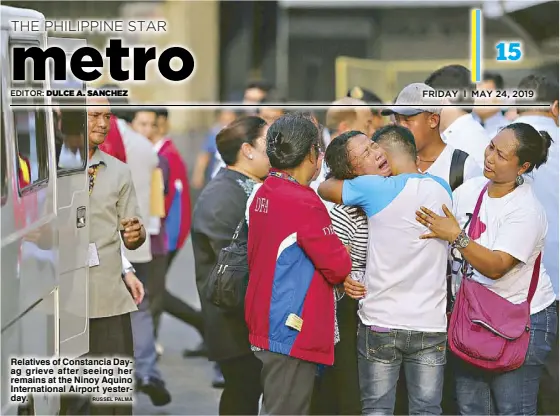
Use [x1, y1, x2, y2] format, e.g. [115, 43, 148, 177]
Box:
[516, 175, 524, 186]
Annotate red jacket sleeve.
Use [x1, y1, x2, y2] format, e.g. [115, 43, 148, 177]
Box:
[297, 204, 352, 285]
[99, 115, 127, 163]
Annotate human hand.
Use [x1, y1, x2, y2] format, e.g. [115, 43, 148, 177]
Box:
[416, 204, 462, 243]
[343, 275, 366, 300]
[123, 271, 144, 305]
[121, 217, 142, 245]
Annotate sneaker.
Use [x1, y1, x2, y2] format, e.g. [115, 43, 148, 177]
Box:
[155, 342, 164, 357]
[182, 342, 208, 358]
[211, 363, 225, 389]
[137, 377, 171, 407]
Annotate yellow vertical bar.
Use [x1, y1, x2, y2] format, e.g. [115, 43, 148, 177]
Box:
[470, 9, 478, 83]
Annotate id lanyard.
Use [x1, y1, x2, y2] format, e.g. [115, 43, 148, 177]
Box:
[268, 170, 298, 185]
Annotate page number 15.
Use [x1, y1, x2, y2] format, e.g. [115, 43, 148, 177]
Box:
[496, 42, 523, 62]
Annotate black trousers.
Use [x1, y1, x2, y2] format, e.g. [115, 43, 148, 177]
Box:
[217, 353, 262, 415]
[311, 295, 361, 415]
[152, 250, 205, 338]
[146, 254, 169, 336]
[538, 301, 559, 416]
[59, 313, 134, 415]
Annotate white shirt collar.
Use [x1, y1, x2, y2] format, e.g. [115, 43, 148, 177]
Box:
[153, 137, 169, 153]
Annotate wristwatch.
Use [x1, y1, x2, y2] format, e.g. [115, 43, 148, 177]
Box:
[451, 230, 470, 249]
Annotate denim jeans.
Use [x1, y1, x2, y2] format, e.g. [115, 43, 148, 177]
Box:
[357, 323, 446, 415]
[454, 303, 558, 415]
[131, 262, 163, 382]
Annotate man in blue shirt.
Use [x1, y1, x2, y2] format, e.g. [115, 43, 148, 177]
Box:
[319, 125, 452, 415]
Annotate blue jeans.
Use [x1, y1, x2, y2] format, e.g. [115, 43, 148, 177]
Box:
[454, 303, 558, 415]
[131, 262, 162, 382]
[357, 323, 446, 415]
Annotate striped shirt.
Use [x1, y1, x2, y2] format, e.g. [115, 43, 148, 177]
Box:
[330, 204, 368, 272]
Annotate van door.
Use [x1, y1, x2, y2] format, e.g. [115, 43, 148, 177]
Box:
[47, 37, 90, 359]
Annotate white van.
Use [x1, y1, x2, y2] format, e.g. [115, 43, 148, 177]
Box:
[1, 6, 90, 415]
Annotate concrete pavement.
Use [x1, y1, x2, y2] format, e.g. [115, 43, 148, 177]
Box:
[133, 237, 221, 415]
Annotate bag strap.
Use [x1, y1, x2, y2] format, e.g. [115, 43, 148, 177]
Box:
[232, 218, 245, 241]
[449, 149, 469, 192]
[468, 182, 541, 304]
[528, 252, 542, 304]
[467, 182, 489, 237]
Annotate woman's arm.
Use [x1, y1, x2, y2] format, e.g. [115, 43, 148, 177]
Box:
[318, 178, 344, 204]
[456, 240, 519, 280]
[297, 206, 352, 285]
[416, 204, 526, 280]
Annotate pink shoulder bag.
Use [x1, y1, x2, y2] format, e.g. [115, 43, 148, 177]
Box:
[448, 182, 541, 372]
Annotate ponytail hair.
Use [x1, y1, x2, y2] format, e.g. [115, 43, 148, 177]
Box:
[266, 113, 320, 169]
[503, 123, 554, 172]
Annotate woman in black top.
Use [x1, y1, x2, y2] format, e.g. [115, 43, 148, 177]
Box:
[191, 116, 270, 415]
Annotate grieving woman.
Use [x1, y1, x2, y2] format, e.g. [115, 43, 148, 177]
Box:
[416, 123, 557, 415]
[311, 130, 391, 415]
[245, 113, 352, 415]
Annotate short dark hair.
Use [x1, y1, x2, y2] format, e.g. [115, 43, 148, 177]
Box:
[483, 71, 505, 89]
[347, 87, 383, 104]
[216, 116, 267, 166]
[517, 74, 559, 110]
[96, 85, 131, 121]
[266, 113, 320, 170]
[246, 80, 273, 93]
[503, 123, 554, 173]
[131, 108, 158, 121]
[324, 130, 364, 180]
[155, 107, 169, 119]
[373, 125, 417, 161]
[425, 65, 473, 110]
[259, 90, 286, 105]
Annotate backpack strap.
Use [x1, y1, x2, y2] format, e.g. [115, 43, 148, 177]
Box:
[449, 149, 469, 192]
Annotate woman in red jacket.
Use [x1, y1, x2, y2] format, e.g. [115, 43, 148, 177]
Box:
[245, 113, 352, 415]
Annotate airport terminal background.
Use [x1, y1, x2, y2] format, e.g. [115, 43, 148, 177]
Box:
[1, 0, 559, 415]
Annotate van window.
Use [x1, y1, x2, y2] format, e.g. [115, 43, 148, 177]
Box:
[12, 109, 49, 191]
[56, 108, 87, 174]
[10, 41, 49, 192]
[52, 60, 87, 175]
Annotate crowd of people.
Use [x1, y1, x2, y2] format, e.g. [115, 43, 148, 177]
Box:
[189, 65, 558, 416]
[40, 62, 558, 415]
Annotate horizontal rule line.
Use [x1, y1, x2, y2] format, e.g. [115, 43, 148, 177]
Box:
[7, 103, 549, 108]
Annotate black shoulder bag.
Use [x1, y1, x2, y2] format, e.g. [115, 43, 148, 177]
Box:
[205, 218, 249, 311]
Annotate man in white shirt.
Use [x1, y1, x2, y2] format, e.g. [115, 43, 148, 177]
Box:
[515, 74, 559, 416]
[310, 97, 374, 211]
[382, 83, 481, 191]
[318, 125, 451, 415]
[119, 108, 171, 405]
[383, 82, 482, 415]
[425, 65, 490, 168]
[472, 72, 510, 138]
